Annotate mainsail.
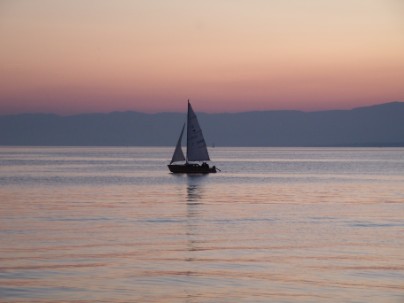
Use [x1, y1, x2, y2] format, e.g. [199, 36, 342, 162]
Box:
[170, 123, 185, 164]
[186, 101, 210, 162]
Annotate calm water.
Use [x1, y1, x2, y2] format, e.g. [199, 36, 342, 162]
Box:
[0, 147, 403, 303]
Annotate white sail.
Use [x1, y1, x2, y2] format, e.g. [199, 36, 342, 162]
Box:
[170, 123, 186, 164]
[186, 101, 210, 162]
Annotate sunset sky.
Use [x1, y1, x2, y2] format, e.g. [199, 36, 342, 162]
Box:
[0, 0, 403, 114]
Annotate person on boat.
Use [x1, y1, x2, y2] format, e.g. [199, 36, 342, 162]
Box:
[202, 162, 208, 168]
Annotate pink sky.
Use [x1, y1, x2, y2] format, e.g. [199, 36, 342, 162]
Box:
[0, 0, 403, 114]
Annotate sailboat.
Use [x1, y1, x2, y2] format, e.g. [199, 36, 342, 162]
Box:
[168, 100, 217, 173]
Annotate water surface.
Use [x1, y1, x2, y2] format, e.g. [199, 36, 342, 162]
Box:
[1, 147, 403, 302]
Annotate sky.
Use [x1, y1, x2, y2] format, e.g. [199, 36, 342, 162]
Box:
[0, 0, 403, 115]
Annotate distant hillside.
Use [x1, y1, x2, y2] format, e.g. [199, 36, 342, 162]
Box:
[0, 101, 403, 147]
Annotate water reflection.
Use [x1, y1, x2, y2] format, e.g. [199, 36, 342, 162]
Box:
[186, 184, 202, 204]
[185, 175, 206, 257]
[186, 175, 206, 204]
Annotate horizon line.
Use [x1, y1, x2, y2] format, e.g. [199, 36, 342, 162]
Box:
[0, 100, 402, 117]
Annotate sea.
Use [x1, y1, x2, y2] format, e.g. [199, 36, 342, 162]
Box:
[0, 147, 403, 303]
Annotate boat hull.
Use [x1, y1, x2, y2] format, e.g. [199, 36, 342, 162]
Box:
[168, 163, 217, 174]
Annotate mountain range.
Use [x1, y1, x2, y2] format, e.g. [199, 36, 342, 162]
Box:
[0, 101, 403, 147]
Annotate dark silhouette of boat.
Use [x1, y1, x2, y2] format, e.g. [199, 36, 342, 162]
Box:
[168, 101, 217, 174]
